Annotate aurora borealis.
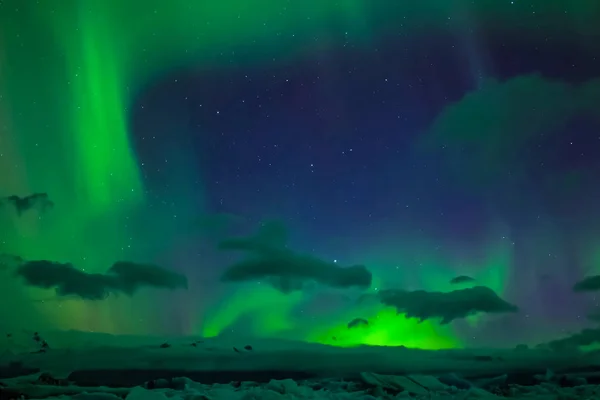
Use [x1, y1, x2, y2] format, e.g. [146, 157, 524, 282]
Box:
[1, 0, 600, 349]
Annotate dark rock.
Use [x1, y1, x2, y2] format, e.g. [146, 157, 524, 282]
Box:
[68, 368, 317, 387]
[438, 373, 472, 389]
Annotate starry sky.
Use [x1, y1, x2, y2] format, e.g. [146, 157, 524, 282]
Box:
[1, 0, 600, 349]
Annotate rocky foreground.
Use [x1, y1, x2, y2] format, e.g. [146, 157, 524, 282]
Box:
[3, 369, 600, 399]
[2, 331, 600, 399]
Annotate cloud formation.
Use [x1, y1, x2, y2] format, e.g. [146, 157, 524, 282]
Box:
[378, 285, 518, 324]
[15, 259, 188, 300]
[573, 275, 600, 292]
[450, 275, 475, 285]
[0, 193, 54, 215]
[543, 328, 600, 351]
[420, 75, 600, 186]
[219, 220, 372, 292]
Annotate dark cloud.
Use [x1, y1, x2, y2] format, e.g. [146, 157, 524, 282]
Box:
[543, 328, 600, 351]
[15, 259, 188, 300]
[419, 75, 600, 187]
[378, 286, 518, 324]
[347, 317, 369, 329]
[16, 261, 113, 300]
[587, 310, 600, 323]
[573, 275, 600, 292]
[0, 193, 54, 215]
[106, 261, 188, 294]
[450, 275, 475, 284]
[221, 255, 372, 291]
[219, 221, 372, 292]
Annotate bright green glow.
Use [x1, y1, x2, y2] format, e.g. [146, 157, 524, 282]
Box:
[2, 0, 597, 212]
[307, 307, 459, 349]
[14, 2, 148, 214]
[203, 283, 460, 349]
[0, 0, 598, 344]
[67, 12, 144, 211]
[202, 286, 304, 338]
[200, 235, 512, 349]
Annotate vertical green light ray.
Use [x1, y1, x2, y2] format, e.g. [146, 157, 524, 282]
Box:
[1, 0, 597, 340]
[63, 5, 144, 213]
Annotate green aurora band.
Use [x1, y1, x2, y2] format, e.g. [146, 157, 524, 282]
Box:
[0, 0, 598, 347]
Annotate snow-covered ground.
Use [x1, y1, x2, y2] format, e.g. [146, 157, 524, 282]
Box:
[2, 330, 600, 399]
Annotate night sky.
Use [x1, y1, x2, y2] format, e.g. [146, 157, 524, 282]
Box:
[1, 1, 600, 349]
